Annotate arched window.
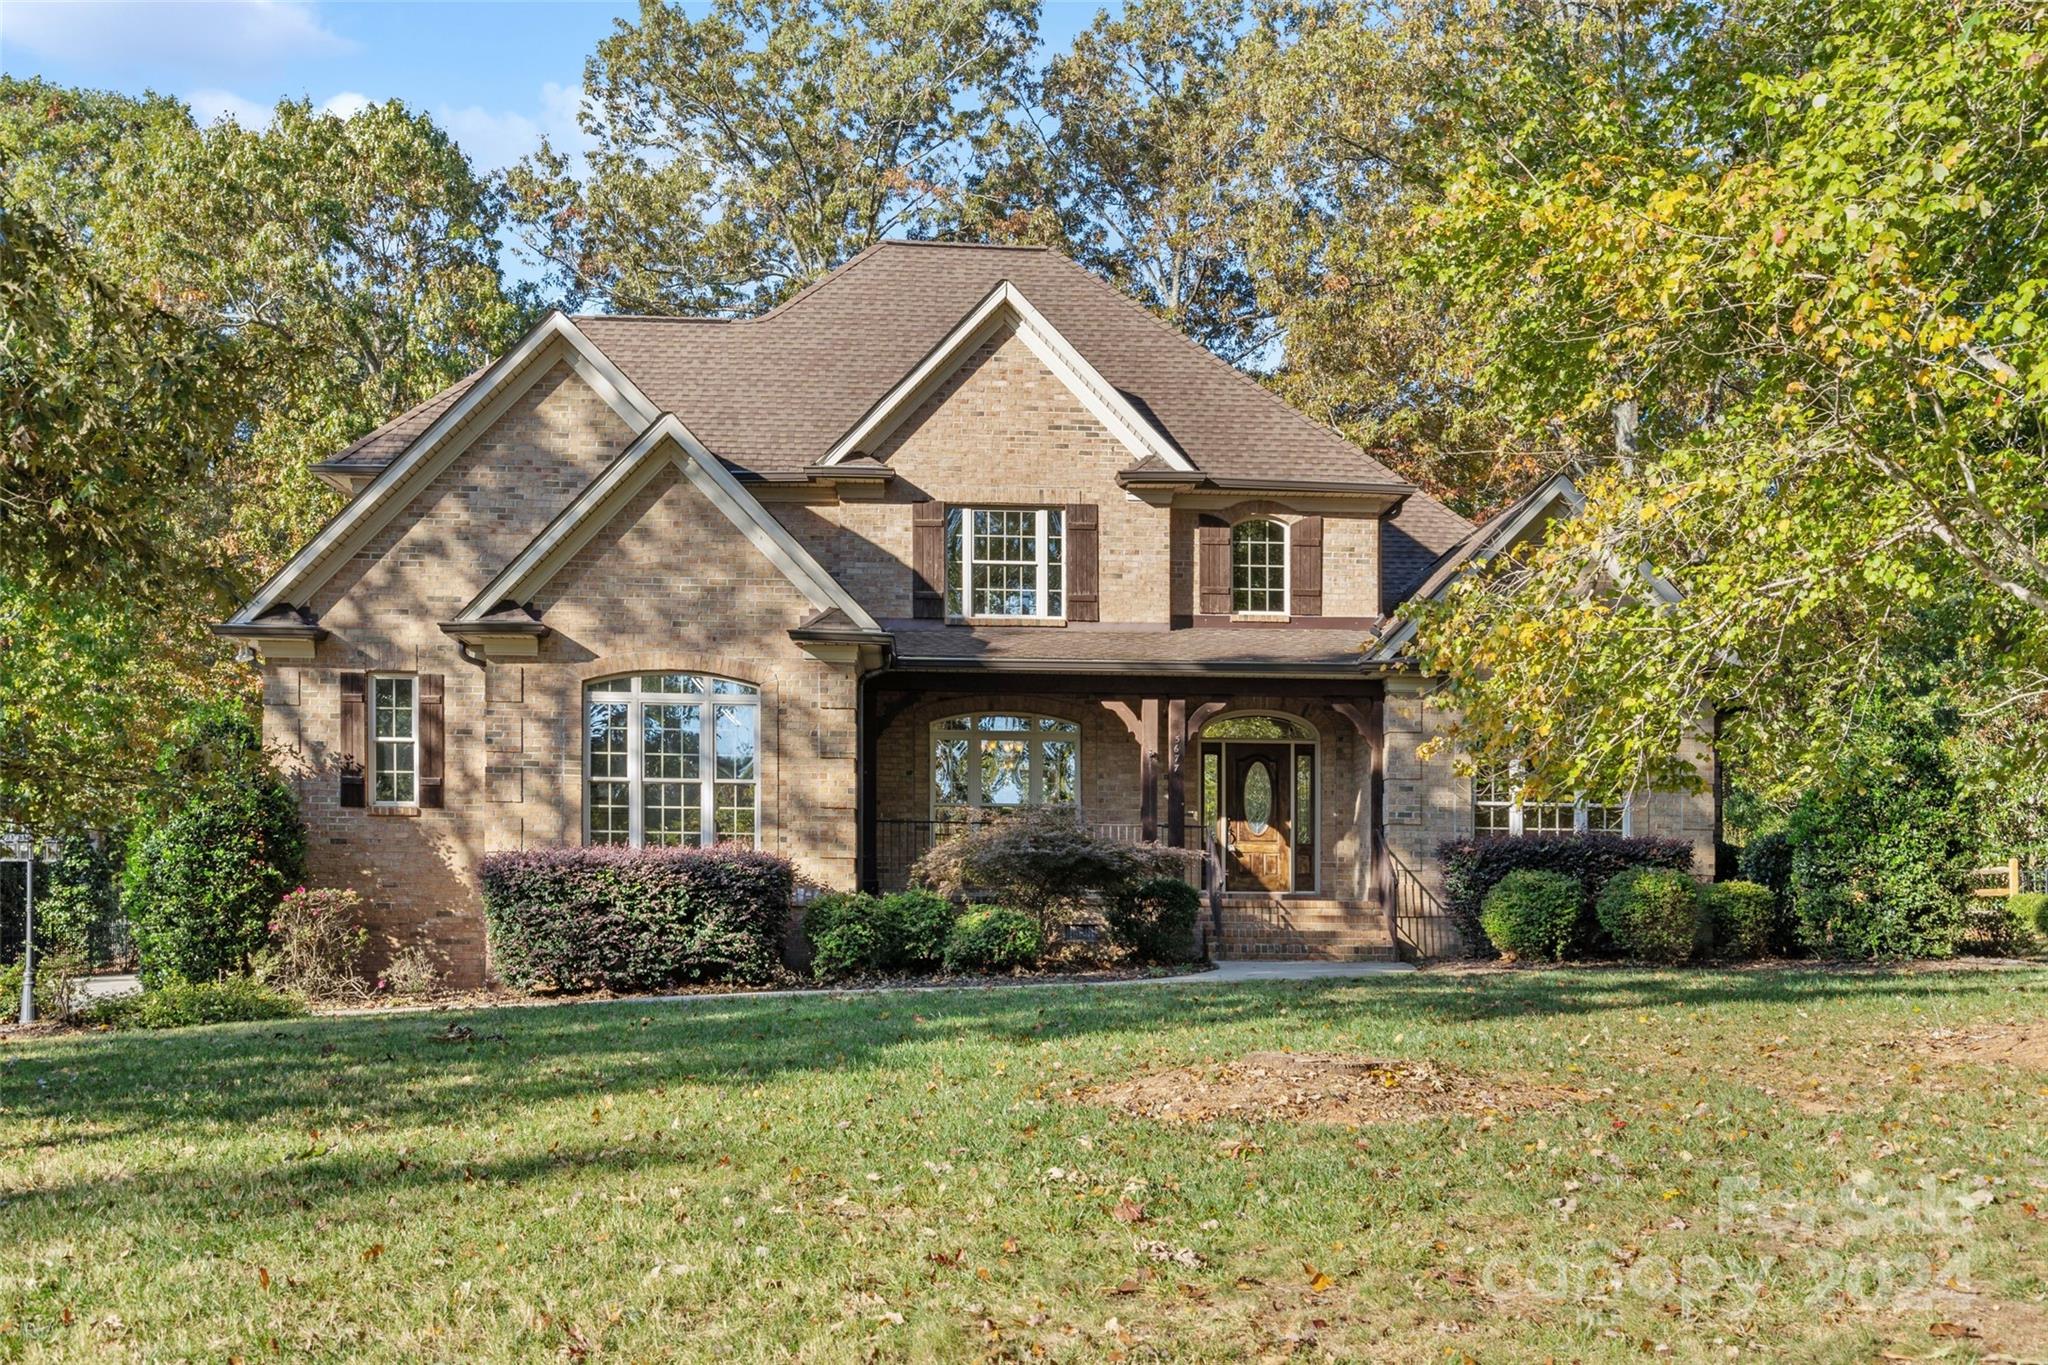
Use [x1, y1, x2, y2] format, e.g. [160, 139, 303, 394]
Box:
[1231, 519, 1288, 614]
[585, 673, 759, 847]
[931, 714, 1080, 820]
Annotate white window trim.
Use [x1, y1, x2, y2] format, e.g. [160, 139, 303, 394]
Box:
[950, 507, 1065, 622]
[582, 675, 761, 849]
[1230, 517, 1290, 618]
[370, 674, 419, 809]
[1476, 762, 1632, 837]
[930, 714, 1082, 818]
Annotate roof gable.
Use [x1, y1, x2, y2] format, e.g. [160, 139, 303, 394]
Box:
[455, 414, 879, 632]
[230, 313, 658, 626]
[819, 280, 1194, 473]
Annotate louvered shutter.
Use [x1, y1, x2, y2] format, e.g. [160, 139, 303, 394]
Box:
[339, 671, 367, 808]
[1197, 517, 1231, 616]
[911, 501, 947, 619]
[1290, 516, 1323, 617]
[418, 674, 445, 808]
[1064, 503, 1099, 621]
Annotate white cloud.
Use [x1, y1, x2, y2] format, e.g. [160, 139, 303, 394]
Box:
[185, 87, 373, 128]
[436, 81, 591, 174]
[5, 1, 355, 69]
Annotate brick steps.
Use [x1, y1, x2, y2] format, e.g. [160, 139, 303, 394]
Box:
[1203, 899, 1396, 962]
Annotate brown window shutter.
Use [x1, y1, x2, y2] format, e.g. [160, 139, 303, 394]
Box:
[1291, 516, 1323, 617]
[418, 673, 445, 809]
[1064, 503, 1099, 621]
[911, 500, 947, 619]
[338, 671, 367, 808]
[1197, 516, 1231, 616]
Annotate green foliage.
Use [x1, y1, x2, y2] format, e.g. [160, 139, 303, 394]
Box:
[85, 977, 302, 1031]
[1738, 833, 1795, 901]
[2009, 891, 2048, 937]
[32, 836, 122, 966]
[1478, 870, 1582, 962]
[941, 907, 1042, 974]
[1439, 833, 1697, 956]
[1703, 881, 1780, 960]
[122, 701, 306, 986]
[504, 0, 1036, 313]
[0, 945, 91, 1022]
[1409, 1, 2048, 804]
[1596, 869, 1703, 964]
[804, 890, 961, 979]
[1783, 705, 1973, 960]
[913, 808, 1192, 934]
[1105, 877, 1201, 963]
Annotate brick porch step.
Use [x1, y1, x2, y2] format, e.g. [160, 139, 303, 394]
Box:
[1209, 936, 1397, 962]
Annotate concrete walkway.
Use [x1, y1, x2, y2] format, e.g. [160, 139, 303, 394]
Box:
[1203, 959, 1414, 983]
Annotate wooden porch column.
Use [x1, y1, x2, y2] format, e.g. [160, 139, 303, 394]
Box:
[1100, 698, 1163, 841]
[1164, 697, 1187, 847]
[1333, 692, 1396, 950]
[857, 674, 879, 893]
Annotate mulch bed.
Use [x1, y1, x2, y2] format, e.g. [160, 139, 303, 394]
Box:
[1082, 1050, 1569, 1127]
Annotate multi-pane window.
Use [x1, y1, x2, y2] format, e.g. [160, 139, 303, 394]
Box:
[946, 508, 1064, 618]
[1231, 518, 1288, 614]
[1473, 763, 1629, 838]
[585, 674, 759, 847]
[932, 714, 1080, 820]
[371, 676, 417, 806]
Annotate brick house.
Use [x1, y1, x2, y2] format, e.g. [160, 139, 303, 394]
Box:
[218, 242, 1716, 983]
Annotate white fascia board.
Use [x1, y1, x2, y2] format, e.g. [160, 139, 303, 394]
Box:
[819, 281, 1194, 472]
[457, 414, 881, 633]
[229, 313, 658, 625]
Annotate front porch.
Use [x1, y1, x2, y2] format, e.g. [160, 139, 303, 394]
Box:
[855, 669, 1402, 961]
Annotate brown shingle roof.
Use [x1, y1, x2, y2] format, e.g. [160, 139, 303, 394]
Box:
[318, 367, 487, 471]
[889, 622, 1372, 673]
[311, 241, 1472, 601]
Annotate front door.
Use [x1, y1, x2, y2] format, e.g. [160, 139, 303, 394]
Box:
[1224, 743, 1292, 891]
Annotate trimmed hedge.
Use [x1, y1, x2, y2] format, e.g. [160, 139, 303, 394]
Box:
[2007, 891, 2047, 937]
[1439, 833, 1697, 954]
[479, 845, 793, 990]
[942, 907, 1041, 973]
[1479, 870, 1582, 961]
[1703, 880, 1778, 958]
[803, 889, 959, 979]
[1106, 877, 1201, 963]
[1596, 868, 1703, 963]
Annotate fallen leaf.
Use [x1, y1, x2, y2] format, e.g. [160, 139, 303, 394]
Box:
[1112, 1198, 1147, 1225]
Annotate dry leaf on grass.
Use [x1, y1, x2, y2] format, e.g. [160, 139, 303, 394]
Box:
[1080, 1052, 1567, 1127]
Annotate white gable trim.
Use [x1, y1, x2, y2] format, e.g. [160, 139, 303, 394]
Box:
[229, 313, 660, 625]
[819, 281, 1195, 472]
[456, 414, 880, 632]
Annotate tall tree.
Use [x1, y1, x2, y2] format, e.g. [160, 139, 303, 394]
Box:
[505, 0, 1039, 314]
[1407, 0, 2048, 801]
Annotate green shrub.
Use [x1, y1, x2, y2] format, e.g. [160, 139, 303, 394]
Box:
[1106, 877, 1200, 963]
[35, 836, 123, 966]
[480, 845, 792, 990]
[883, 889, 957, 969]
[1439, 834, 1697, 957]
[1738, 832, 1794, 900]
[803, 889, 960, 979]
[123, 701, 306, 985]
[1703, 880, 1778, 958]
[1596, 868, 1703, 963]
[1784, 708, 1971, 960]
[86, 976, 302, 1030]
[0, 945, 91, 1021]
[941, 907, 1041, 973]
[913, 808, 1191, 933]
[2008, 891, 2048, 937]
[1478, 870, 1582, 962]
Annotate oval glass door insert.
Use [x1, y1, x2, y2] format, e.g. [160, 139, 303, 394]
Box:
[1244, 760, 1273, 835]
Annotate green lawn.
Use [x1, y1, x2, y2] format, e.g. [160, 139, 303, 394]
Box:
[3, 967, 2045, 1362]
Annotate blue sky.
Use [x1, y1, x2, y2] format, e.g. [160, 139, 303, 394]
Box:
[1, 0, 1115, 175]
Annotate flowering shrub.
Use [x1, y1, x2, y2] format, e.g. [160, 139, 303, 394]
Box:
[257, 886, 370, 1001]
[479, 845, 793, 990]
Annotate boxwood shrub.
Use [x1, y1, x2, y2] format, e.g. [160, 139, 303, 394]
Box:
[1106, 877, 1201, 963]
[479, 845, 792, 990]
[803, 889, 959, 979]
[1439, 833, 1697, 954]
[1703, 880, 1779, 958]
[2008, 891, 2048, 936]
[1596, 868, 1704, 963]
[1479, 869, 1582, 961]
[941, 907, 1041, 973]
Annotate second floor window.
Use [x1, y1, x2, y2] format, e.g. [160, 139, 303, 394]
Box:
[946, 507, 1064, 619]
[1232, 518, 1287, 614]
[372, 676, 418, 806]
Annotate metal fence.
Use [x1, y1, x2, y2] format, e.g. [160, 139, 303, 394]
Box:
[1387, 847, 1477, 961]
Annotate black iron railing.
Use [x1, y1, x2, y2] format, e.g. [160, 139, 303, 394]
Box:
[1386, 845, 1476, 961]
